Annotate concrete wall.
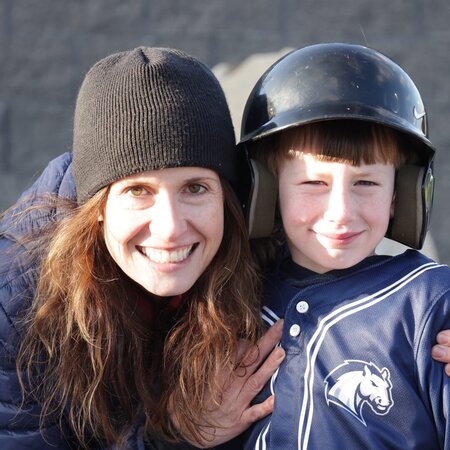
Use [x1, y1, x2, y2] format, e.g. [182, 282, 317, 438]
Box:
[1, 0, 449, 263]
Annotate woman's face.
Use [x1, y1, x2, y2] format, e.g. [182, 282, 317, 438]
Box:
[102, 167, 224, 298]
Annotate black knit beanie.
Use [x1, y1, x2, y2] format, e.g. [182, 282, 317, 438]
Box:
[72, 47, 237, 203]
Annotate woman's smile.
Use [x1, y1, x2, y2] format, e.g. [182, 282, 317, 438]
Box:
[137, 244, 197, 264]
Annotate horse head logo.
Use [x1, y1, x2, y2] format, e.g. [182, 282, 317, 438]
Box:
[324, 360, 394, 426]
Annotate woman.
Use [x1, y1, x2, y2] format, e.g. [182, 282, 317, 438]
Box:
[0, 47, 284, 449]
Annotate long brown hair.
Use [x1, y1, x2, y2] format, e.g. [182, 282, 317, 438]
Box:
[17, 179, 262, 448]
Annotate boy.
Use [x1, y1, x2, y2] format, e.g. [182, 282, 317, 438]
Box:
[239, 43, 450, 449]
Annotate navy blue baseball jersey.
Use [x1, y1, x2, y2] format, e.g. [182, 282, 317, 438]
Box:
[244, 250, 450, 449]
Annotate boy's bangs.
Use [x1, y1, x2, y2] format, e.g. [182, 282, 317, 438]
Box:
[281, 120, 405, 168]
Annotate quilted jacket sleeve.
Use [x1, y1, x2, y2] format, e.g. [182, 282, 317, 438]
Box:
[0, 238, 77, 449]
[0, 152, 78, 449]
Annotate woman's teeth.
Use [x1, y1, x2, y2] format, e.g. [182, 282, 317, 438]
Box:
[140, 245, 194, 263]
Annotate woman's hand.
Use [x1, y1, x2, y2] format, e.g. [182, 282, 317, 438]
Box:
[177, 320, 285, 448]
[432, 330, 450, 376]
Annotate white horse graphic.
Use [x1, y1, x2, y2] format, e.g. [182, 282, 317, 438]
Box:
[324, 360, 394, 426]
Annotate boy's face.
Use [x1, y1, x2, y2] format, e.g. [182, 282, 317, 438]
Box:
[278, 151, 396, 273]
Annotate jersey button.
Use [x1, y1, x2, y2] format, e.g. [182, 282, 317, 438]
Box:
[289, 324, 301, 337]
[296, 301, 309, 313]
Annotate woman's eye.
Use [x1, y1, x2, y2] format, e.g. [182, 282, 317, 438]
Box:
[303, 180, 326, 185]
[127, 186, 146, 197]
[187, 184, 206, 194]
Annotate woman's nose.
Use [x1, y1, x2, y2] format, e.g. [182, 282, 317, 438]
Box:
[148, 194, 187, 240]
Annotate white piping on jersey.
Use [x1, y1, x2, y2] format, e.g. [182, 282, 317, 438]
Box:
[262, 305, 280, 326]
[256, 261, 442, 450]
[253, 308, 282, 450]
[262, 306, 281, 413]
[255, 421, 271, 450]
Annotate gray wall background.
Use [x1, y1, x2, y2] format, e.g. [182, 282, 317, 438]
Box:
[1, 0, 449, 263]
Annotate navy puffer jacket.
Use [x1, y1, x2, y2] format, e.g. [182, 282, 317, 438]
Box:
[0, 152, 81, 449]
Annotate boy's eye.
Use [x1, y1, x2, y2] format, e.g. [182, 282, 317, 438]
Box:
[356, 180, 378, 186]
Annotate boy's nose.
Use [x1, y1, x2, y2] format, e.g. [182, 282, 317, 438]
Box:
[324, 185, 352, 224]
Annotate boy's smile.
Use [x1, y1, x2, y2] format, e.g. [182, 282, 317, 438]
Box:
[277, 151, 396, 273]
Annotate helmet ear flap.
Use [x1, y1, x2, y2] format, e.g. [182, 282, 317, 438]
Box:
[388, 164, 434, 249]
[246, 158, 278, 239]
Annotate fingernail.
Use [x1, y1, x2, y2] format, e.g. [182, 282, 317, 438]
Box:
[273, 319, 284, 328]
[438, 332, 450, 345]
[432, 345, 445, 359]
[275, 347, 286, 361]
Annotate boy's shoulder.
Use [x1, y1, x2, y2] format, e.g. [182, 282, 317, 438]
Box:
[391, 249, 449, 278]
[341, 250, 450, 291]
[265, 249, 449, 298]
